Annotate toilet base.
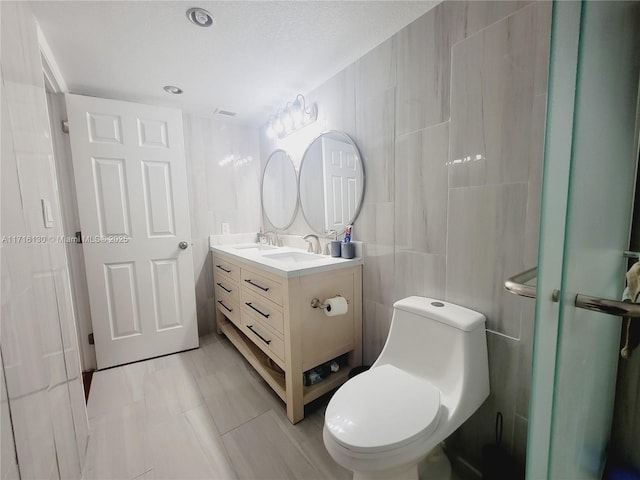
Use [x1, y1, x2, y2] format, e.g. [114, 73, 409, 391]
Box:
[348, 445, 452, 480]
[352, 464, 418, 480]
[417, 445, 452, 479]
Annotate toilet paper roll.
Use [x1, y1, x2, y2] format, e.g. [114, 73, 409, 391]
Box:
[324, 296, 348, 317]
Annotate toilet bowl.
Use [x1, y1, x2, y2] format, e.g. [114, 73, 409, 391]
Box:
[323, 297, 489, 480]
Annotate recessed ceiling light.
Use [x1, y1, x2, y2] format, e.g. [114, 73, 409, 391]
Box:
[164, 85, 183, 95]
[186, 7, 214, 27]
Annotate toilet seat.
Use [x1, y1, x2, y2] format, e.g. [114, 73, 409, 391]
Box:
[325, 364, 441, 454]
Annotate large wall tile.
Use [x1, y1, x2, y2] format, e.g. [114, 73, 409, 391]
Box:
[356, 202, 394, 249]
[184, 115, 261, 334]
[355, 35, 396, 100]
[447, 332, 520, 468]
[533, 1, 552, 96]
[513, 414, 529, 468]
[362, 301, 393, 365]
[446, 1, 532, 42]
[394, 250, 445, 303]
[355, 89, 395, 205]
[395, 2, 454, 135]
[449, 3, 546, 188]
[516, 300, 535, 418]
[446, 183, 527, 338]
[362, 244, 395, 308]
[395, 123, 448, 254]
[308, 65, 357, 135]
[524, 93, 547, 267]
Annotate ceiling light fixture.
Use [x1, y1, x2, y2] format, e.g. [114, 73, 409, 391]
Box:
[186, 7, 214, 27]
[266, 94, 318, 140]
[163, 85, 183, 95]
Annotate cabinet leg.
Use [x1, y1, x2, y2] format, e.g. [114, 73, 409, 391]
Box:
[215, 307, 223, 335]
[286, 372, 304, 423]
[286, 395, 304, 424]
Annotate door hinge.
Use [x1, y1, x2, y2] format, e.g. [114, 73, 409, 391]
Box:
[75, 231, 82, 244]
[61, 120, 69, 134]
[88, 333, 94, 345]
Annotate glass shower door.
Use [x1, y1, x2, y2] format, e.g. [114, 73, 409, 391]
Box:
[527, 1, 640, 479]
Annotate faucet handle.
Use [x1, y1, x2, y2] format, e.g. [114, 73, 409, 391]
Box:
[303, 237, 314, 253]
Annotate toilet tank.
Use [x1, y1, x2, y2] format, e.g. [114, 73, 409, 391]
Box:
[372, 297, 488, 407]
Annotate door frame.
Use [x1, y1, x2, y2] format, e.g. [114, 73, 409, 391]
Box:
[40, 28, 97, 372]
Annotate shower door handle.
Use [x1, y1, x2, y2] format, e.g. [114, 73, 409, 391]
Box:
[505, 267, 640, 317]
[574, 294, 640, 318]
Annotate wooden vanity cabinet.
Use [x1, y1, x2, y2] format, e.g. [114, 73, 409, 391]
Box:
[213, 251, 362, 423]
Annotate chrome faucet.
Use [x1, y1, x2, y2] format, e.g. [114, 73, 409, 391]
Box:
[303, 234, 321, 254]
[264, 230, 279, 246]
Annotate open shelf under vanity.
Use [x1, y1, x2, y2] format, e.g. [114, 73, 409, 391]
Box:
[212, 249, 362, 423]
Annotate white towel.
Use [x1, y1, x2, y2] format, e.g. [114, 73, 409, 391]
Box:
[626, 262, 640, 302]
[621, 262, 640, 359]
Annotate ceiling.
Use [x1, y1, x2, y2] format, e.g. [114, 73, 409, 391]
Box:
[30, 1, 438, 126]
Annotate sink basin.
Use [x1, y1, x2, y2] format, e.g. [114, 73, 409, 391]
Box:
[262, 251, 324, 263]
[232, 243, 278, 251]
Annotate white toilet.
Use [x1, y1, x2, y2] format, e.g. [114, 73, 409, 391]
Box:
[323, 296, 489, 480]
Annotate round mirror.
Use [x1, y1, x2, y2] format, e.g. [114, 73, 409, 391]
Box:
[261, 150, 298, 229]
[299, 131, 365, 236]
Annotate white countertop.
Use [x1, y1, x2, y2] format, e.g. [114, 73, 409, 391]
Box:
[210, 243, 363, 278]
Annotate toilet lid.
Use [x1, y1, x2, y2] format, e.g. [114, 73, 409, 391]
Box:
[325, 364, 441, 454]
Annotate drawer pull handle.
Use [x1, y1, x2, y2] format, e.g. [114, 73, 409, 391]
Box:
[244, 279, 270, 292]
[217, 300, 233, 313]
[216, 265, 232, 274]
[217, 282, 232, 293]
[246, 325, 271, 345]
[245, 302, 270, 318]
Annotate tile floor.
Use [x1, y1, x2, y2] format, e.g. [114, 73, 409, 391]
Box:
[84, 332, 472, 480]
[84, 333, 349, 480]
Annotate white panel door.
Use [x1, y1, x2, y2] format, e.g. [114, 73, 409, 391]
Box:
[322, 136, 362, 232]
[65, 94, 198, 369]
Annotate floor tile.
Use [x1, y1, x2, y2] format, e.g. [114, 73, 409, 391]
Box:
[147, 410, 225, 479]
[222, 410, 326, 480]
[84, 333, 351, 479]
[197, 368, 273, 434]
[84, 401, 150, 480]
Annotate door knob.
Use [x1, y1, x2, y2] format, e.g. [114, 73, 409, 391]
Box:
[178, 241, 189, 250]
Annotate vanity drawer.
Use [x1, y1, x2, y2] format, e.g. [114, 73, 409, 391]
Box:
[216, 296, 240, 328]
[215, 278, 239, 302]
[213, 256, 240, 283]
[241, 289, 284, 335]
[240, 268, 283, 306]
[241, 312, 285, 366]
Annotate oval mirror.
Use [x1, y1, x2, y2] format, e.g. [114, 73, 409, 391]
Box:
[261, 150, 298, 230]
[299, 131, 365, 236]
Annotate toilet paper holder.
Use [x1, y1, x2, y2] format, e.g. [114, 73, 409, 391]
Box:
[310, 296, 349, 309]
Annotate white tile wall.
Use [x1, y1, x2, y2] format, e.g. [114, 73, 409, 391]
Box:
[1, 2, 88, 477]
[183, 114, 261, 335]
[257, 0, 551, 470]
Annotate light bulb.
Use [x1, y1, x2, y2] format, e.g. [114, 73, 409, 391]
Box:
[292, 99, 303, 126]
[282, 110, 293, 131]
[274, 117, 284, 134]
[266, 122, 276, 139]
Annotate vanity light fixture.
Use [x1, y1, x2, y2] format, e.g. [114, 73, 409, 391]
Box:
[266, 94, 318, 140]
[163, 85, 183, 95]
[186, 7, 214, 27]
